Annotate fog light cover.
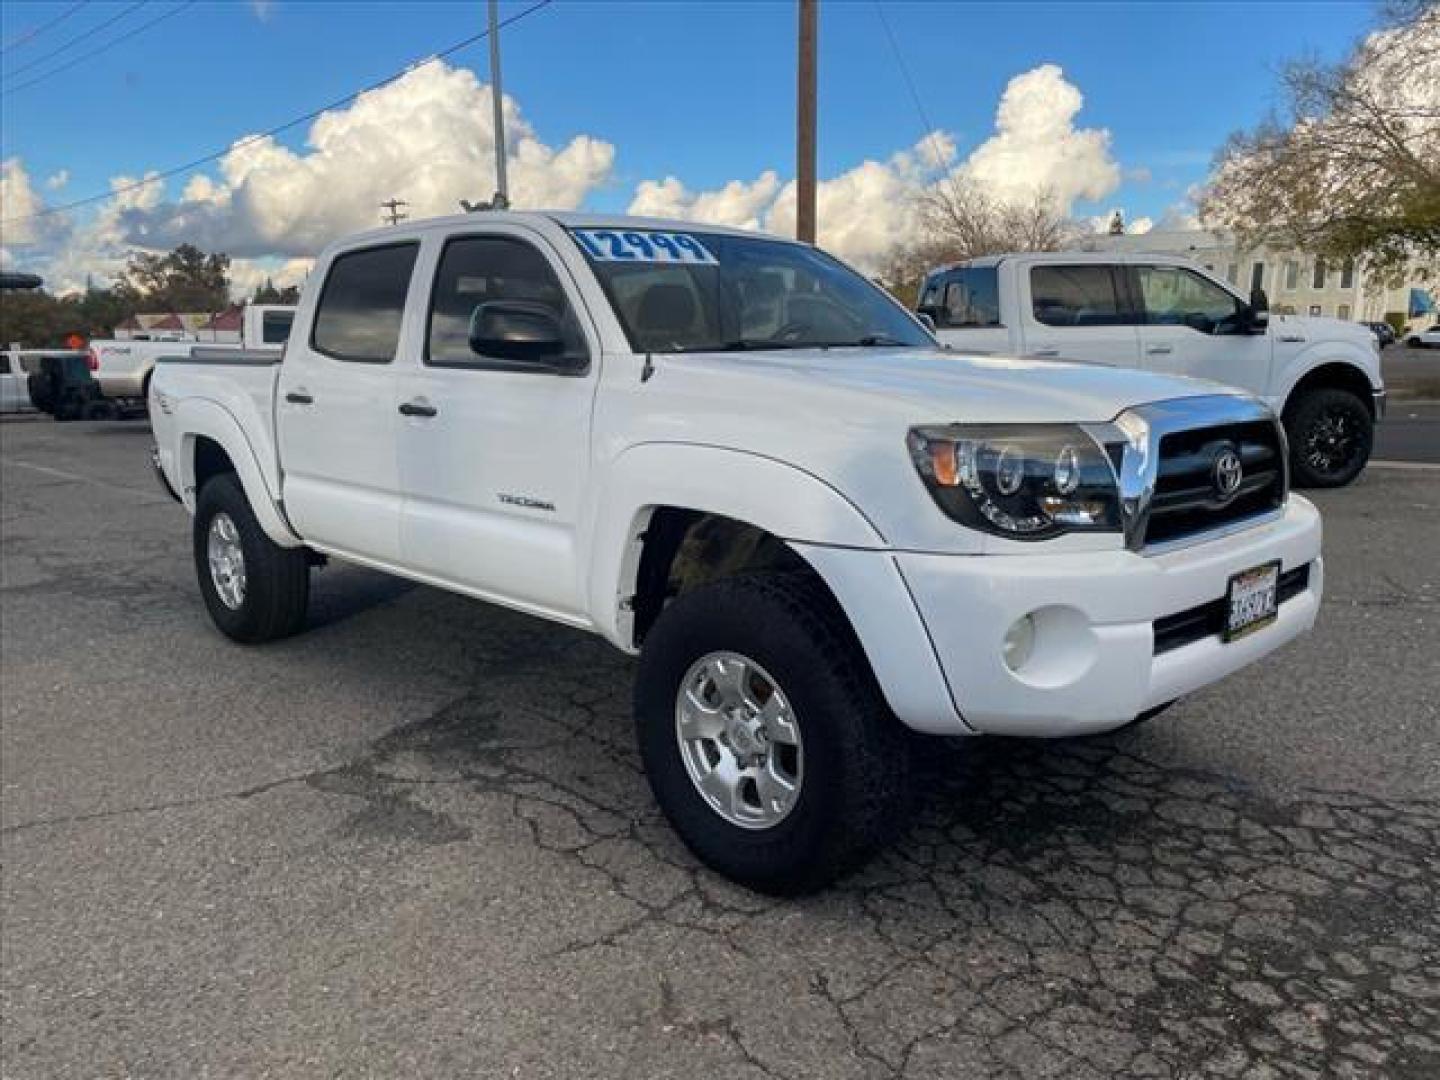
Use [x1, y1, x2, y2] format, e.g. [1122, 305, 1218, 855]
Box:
[1003, 614, 1036, 672]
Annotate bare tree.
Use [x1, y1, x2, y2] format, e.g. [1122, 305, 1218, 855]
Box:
[878, 178, 1083, 304]
[1198, 3, 1439, 285]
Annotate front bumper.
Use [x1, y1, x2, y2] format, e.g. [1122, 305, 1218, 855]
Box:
[892, 497, 1322, 736]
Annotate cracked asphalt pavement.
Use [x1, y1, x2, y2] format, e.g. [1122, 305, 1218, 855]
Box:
[3, 418, 1438, 1079]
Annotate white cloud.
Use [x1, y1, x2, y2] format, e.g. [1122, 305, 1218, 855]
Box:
[623, 63, 1120, 271]
[1088, 208, 1154, 235]
[250, 1, 274, 22]
[45, 169, 70, 190]
[1, 158, 70, 247]
[118, 61, 615, 259]
[962, 64, 1120, 209]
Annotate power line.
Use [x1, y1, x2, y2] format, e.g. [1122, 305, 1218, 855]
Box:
[2, 0, 555, 227]
[872, 2, 956, 184]
[1, 0, 146, 83]
[2, 2, 195, 96]
[0, 1, 88, 56]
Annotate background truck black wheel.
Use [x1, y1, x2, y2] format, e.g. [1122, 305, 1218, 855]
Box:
[635, 571, 912, 895]
[193, 473, 310, 643]
[1285, 388, 1373, 488]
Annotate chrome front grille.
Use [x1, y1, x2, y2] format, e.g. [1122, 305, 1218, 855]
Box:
[1146, 420, 1286, 546]
[1086, 394, 1290, 552]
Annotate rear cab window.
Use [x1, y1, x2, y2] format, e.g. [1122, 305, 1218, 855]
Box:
[311, 242, 420, 362]
[1029, 265, 1127, 327]
[261, 310, 294, 345]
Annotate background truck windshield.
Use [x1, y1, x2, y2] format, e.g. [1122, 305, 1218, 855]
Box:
[571, 229, 932, 354]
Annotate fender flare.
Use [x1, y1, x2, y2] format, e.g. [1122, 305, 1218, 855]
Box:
[586, 442, 887, 650]
[1274, 349, 1380, 417]
[173, 398, 303, 548]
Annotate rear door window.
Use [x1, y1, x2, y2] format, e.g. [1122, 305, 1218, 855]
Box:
[311, 243, 419, 362]
[1030, 265, 1126, 327]
[261, 310, 294, 344]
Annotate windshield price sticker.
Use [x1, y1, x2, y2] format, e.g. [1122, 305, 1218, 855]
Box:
[573, 229, 718, 265]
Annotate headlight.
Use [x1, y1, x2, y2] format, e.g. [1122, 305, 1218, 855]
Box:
[907, 424, 1122, 540]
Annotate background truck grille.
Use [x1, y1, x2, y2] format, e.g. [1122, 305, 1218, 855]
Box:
[1144, 420, 1286, 546]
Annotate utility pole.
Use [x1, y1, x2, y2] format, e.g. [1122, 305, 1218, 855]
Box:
[380, 198, 409, 226]
[488, 0, 510, 210]
[796, 0, 817, 244]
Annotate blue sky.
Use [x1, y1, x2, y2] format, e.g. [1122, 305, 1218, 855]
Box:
[0, 0, 1375, 287]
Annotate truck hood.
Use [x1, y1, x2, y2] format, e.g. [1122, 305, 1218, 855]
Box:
[649, 345, 1241, 425]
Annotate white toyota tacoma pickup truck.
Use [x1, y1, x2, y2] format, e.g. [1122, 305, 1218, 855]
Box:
[151, 212, 1323, 893]
[917, 253, 1384, 487]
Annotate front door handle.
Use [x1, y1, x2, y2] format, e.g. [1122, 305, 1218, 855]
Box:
[398, 399, 438, 418]
[285, 389, 313, 404]
[1031, 348, 1061, 357]
[1146, 344, 1174, 355]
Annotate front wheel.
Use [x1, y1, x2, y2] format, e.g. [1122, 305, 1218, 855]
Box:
[1285, 388, 1374, 488]
[193, 473, 310, 642]
[635, 572, 912, 895]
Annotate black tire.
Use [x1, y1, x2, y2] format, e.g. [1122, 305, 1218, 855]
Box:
[1406, 336, 1421, 348]
[635, 571, 912, 895]
[193, 472, 310, 643]
[83, 399, 116, 421]
[1285, 388, 1374, 488]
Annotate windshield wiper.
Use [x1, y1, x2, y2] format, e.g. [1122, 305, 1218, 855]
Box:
[851, 334, 912, 347]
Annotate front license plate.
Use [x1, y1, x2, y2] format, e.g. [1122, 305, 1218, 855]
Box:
[1224, 560, 1281, 642]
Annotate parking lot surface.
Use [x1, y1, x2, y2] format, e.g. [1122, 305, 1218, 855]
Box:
[3, 417, 1438, 1079]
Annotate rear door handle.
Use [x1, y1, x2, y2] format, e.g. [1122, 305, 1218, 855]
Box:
[1146, 345, 1174, 355]
[398, 399, 438, 418]
[285, 389, 313, 404]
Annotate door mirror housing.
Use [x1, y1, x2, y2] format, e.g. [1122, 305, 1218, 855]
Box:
[469, 301, 572, 365]
[1244, 287, 1270, 334]
[916, 310, 937, 333]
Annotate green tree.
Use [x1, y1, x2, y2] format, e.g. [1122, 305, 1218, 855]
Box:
[1198, 2, 1439, 285]
[114, 243, 232, 313]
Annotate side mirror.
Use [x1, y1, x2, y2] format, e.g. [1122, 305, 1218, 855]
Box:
[1246, 286, 1270, 333]
[916, 311, 937, 333]
[469, 301, 570, 364]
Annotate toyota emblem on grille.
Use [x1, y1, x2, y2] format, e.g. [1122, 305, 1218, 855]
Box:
[1212, 448, 1244, 501]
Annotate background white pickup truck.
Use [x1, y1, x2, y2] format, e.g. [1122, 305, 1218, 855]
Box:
[91, 303, 294, 401]
[918, 252, 1384, 487]
[151, 212, 1322, 893]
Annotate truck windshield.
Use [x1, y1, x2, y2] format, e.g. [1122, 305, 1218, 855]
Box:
[570, 228, 932, 354]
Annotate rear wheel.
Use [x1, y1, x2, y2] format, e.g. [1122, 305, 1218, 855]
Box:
[193, 473, 310, 643]
[635, 571, 912, 895]
[1286, 388, 1373, 488]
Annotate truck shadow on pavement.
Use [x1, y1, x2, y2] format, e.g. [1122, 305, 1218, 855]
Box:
[302, 619, 1439, 1080]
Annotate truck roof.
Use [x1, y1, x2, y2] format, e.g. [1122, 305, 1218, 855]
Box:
[330, 210, 791, 253]
[928, 249, 1207, 277]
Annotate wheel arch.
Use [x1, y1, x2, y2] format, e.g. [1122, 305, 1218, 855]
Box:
[1281, 360, 1379, 420]
[174, 400, 303, 548]
[587, 443, 887, 652]
[587, 444, 966, 735]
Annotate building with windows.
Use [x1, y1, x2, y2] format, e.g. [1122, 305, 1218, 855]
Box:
[1084, 229, 1431, 326]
